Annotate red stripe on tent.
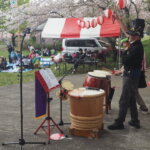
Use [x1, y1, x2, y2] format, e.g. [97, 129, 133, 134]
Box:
[100, 17, 120, 37]
[61, 18, 83, 38]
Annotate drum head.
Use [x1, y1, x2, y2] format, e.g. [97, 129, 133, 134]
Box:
[94, 70, 112, 76]
[88, 72, 106, 78]
[69, 87, 105, 98]
[61, 80, 74, 91]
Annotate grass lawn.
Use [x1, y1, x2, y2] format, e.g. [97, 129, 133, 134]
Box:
[0, 62, 74, 86]
[0, 45, 8, 58]
[0, 59, 115, 86]
[0, 70, 35, 86]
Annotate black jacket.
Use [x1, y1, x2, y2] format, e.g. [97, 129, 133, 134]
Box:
[122, 40, 144, 70]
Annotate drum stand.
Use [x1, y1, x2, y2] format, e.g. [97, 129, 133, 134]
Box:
[58, 55, 85, 126]
[58, 67, 74, 126]
[34, 93, 64, 144]
[2, 28, 46, 148]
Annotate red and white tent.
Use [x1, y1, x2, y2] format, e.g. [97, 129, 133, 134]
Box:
[42, 17, 120, 38]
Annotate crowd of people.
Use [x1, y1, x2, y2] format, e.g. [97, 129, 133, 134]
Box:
[64, 48, 107, 62]
[28, 45, 56, 56]
[21, 46, 56, 69]
[0, 45, 21, 71]
[45, 47, 108, 73]
[0, 45, 57, 71]
[63, 48, 107, 73]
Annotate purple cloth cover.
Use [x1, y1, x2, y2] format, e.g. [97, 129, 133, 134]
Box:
[35, 76, 47, 119]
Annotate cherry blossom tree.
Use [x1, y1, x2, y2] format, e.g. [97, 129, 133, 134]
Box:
[1, 0, 149, 34]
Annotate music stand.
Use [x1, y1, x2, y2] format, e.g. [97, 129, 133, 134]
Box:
[34, 68, 65, 144]
[2, 28, 46, 147]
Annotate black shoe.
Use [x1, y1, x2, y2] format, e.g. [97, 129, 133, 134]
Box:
[128, 120, 140, 129]
[108, 122, 124, 130]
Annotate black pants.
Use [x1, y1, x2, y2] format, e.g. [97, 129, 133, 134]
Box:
[116, 76, 139, 123]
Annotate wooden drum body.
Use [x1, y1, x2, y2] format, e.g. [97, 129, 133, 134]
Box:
[68, 88, 105, 138]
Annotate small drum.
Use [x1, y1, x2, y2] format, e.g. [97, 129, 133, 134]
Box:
[83, 70, 111, 113]
[56, 80, 74, 100]
[68, 88, 105, 138]
[61, 80, 74, 91]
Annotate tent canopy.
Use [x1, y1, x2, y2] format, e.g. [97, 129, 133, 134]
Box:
[42, 17, 120, 38]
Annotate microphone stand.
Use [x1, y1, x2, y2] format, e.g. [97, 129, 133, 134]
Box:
[58, 67, 73, 126]
[2, 28, 46, 148]
[58, 54, 84, 126]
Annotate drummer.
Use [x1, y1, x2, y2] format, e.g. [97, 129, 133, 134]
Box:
[114, 38, 148, 114]
[108, 14, 144, 130]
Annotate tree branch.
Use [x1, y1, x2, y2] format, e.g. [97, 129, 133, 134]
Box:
[129, 0, 139, 18]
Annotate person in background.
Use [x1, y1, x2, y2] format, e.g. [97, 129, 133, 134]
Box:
[45, 48, 51, 56]
[63, 53, 72, 63]
[22, 56, 31, 69]
[86, 50, 92, 58]
[28, 45, 34, 52]
[72, 53, 77, 59]
[32, 57, 40, 69]
[78, 48, 84, 57]
[41, 47, 46, 56]
[83, 49, 87, 57]
[28, 49, 39, 59]
[35, 48, 42, 56]
[136, 53, 148, 114]
[10, 50, 17, 63]
[72, 48, 85, 73]
[7, 45, 14, 63]
[42, 47, 51, 56]
[0, 56, 7, 70]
